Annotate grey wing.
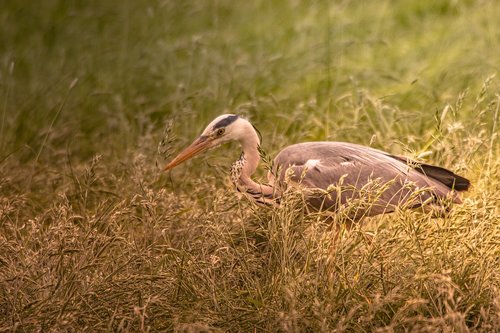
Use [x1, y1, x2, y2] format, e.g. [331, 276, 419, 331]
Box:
[271, 142, 456, 217]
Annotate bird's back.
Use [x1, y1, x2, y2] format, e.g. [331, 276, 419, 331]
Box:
[269, 142, 468, 218]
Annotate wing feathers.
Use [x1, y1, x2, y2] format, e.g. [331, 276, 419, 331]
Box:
[389, 155, 470, 191]
[270, 142, 470, 218]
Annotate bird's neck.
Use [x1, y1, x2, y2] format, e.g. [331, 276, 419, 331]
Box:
[230, 123, 275, 205]
[240, 140, 260, 182]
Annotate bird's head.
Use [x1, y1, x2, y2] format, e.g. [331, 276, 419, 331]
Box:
[163, 114, 258, 171]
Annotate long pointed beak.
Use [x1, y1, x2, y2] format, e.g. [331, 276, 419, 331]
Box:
[163, 136, 211, 171]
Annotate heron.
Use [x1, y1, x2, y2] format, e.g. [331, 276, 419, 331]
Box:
[163, 114, 470, 221]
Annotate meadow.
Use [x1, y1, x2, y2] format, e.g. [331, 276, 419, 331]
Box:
[0, 0, 499, 331]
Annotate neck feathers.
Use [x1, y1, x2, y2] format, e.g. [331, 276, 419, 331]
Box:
[229, 120, 275, 205]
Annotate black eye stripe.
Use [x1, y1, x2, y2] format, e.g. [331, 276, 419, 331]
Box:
[212, 115, 239, 130]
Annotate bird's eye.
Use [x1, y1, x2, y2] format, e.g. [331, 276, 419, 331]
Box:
[216, 128, 225, 136]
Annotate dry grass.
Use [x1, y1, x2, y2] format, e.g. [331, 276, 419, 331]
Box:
[1, 88, 499, 331]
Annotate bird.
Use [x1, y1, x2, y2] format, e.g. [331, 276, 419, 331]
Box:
[163, 114, 470, 221]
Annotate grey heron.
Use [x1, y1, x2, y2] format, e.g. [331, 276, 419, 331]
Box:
[164, 114, 470, 220]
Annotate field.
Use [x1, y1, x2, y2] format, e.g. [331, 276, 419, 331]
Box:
[1, 0, 499, 331]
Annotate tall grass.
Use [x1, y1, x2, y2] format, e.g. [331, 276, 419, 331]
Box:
[1, 0, 499, 331]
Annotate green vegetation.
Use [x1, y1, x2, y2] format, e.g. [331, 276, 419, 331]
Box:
[1, 0, 499, 331]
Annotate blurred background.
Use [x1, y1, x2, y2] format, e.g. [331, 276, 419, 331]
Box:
[1, 0, 498, 167]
